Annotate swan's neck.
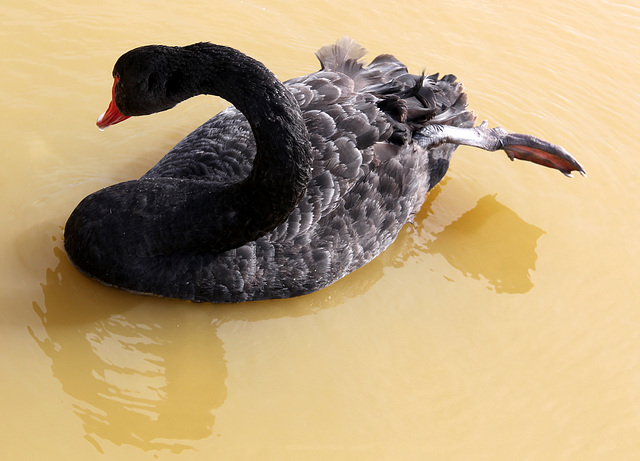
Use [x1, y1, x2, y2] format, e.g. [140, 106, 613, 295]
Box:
[174, 43, 313, 245]
[65, 43, 315, 287]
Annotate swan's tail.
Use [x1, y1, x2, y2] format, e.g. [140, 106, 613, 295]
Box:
[315, 37, 367, 74]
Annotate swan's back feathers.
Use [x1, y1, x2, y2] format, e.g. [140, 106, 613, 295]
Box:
[145, 38, 474, 246]
[143, 106, 255, 182]
[136, 39, 476, 300]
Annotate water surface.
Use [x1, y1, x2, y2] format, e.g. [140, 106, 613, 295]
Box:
[2, 0, 639, 459]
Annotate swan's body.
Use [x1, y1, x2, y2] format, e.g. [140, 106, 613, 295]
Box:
[65, 38, 584, 302]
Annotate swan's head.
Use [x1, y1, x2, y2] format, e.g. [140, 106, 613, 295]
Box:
[97, 45, 189, 129]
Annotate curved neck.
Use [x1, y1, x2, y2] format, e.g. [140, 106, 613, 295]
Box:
[64, 43, 315, 292]
[168, 43, 312, 249]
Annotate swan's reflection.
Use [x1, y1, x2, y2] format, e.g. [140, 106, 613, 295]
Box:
[30, 248, 228, 452]
[30, 188, 544, 452]
[30, 245, 358, 453]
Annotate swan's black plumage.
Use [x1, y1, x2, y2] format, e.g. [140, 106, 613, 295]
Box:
[65, 38, 584, 302]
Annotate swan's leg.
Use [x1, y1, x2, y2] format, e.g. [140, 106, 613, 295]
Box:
[417, 121, 586, 177]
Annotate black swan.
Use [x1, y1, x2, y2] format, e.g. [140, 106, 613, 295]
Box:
[64, 38, 585, 303]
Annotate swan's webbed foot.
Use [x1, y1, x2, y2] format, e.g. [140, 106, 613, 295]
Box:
[470, 121, 586, 177]
[417, 121, 586, 177]
[497, 132, 586, 178]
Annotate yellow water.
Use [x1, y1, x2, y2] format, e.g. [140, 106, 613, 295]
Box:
[1, 0, 639, 459]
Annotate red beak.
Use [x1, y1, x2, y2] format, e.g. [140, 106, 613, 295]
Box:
[96, 76, 130, 130]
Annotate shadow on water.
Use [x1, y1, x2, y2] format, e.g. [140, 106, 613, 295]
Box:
[422, 194, 545, 294]
[27, 188, 545, 453]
